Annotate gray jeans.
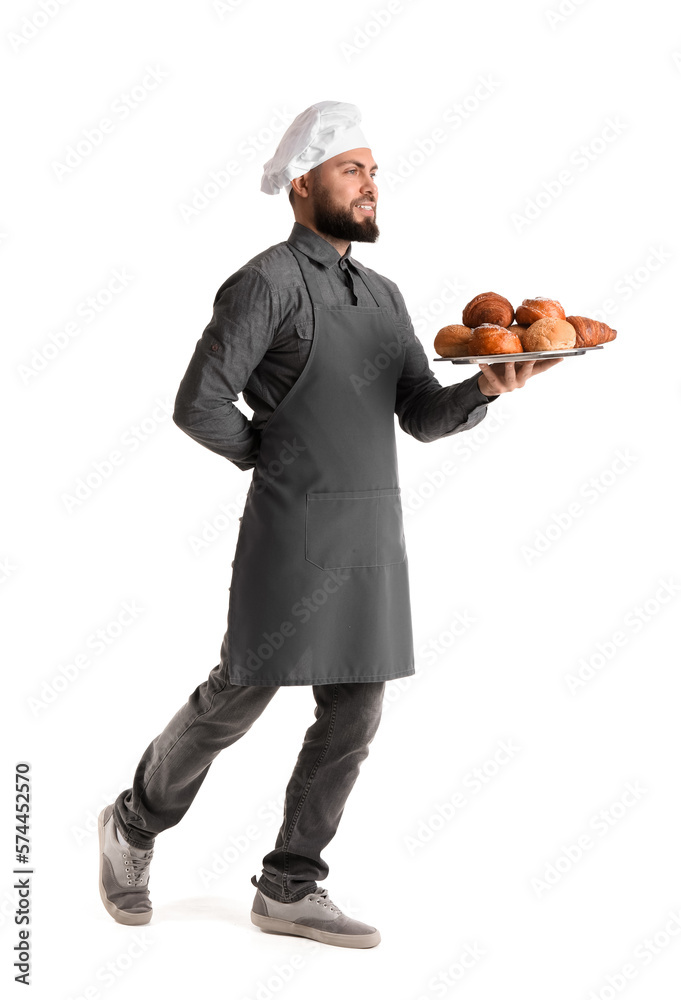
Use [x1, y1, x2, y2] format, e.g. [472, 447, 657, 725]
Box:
[113, 636, 385, 902]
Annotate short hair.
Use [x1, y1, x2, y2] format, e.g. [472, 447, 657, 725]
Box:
[288, 187, 295, 207]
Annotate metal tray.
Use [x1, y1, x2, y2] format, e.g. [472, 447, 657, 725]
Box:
[433, 345, 604, 363]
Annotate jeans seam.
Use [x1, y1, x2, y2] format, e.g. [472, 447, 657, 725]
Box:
[280, 684, 339, 899]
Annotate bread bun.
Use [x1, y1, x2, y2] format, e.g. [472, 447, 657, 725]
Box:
[434, 324, 473, 357]
[520, 317, 576, 352]
[508, 324, 528, 337]
[462, 292, 514, 328]
[565, 315, 617, 347]
[469, 323, 523, 356]
[515, 297, 565, 325]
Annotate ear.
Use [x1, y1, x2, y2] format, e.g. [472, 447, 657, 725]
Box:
[290, 172, 311, 199]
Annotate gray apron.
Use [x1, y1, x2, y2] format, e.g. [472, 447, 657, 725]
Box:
[226, 243, 415, 686]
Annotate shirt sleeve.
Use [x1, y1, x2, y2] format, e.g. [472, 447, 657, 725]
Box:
[390, 285, 499, 442]
[172, 266, 278, 471]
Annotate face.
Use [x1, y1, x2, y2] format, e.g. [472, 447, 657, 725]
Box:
[309, 147, 379, 243]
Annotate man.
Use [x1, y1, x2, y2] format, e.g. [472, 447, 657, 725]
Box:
[98, 101, 562, 949]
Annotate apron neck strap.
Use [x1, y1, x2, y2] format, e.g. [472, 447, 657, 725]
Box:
[287, 243, 324, 305]
[352, 266, 386, 308]
[287, 241, 388, 309]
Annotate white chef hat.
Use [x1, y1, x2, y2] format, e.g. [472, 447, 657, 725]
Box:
[261, 100, 369, 196]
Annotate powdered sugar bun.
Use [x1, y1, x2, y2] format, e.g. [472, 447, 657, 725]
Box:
[515, 297, 565, 325]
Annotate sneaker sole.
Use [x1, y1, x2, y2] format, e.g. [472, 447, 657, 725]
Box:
[250, 910, 380, 948]
[97, 808, 152, 926]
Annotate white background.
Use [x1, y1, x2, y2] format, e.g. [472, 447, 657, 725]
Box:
[3, 0, 681, 997]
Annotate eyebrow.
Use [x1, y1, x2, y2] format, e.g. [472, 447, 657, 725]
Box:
[336, 160, 379, 171]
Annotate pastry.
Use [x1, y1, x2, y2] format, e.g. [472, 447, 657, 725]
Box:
[520, 317, 576, 352]
[515, 297, 565, 325]
[434, 324, 473, 357]
[462, 292, 514, 328]
[565, 315, 617, 347]
[468, 323, 523, 355]
[508, 324, 528, 337]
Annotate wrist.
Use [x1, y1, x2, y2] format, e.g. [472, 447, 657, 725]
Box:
[477, 373, 492, 399]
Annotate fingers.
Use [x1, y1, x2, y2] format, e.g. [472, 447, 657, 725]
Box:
[479, 356, 564, 393]
[531, 358, 564, 374]
[514, 360, 537, 386]
[479, 361, 528, 391]
[478, 362, 502, 393]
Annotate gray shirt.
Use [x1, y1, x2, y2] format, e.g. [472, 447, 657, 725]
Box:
[173, 221, 497, 471]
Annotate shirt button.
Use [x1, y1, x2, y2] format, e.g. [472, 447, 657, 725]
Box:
[210, 343, 219, 352]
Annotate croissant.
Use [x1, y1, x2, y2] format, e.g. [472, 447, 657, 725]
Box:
[565, 316, 617, 347]
[462, 292, 514, 328]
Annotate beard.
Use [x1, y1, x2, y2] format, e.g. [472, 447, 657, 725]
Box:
[311, 177, 379, 243]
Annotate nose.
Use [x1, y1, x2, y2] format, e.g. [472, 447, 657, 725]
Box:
[361, 175, 378, 200]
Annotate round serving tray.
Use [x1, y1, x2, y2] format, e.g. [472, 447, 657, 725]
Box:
[433, 345, 605, 363]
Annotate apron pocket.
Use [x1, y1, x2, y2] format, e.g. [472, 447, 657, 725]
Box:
[305, 489, 406, 569]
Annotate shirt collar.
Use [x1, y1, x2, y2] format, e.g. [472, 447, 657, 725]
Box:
[287, 221, 366, 272]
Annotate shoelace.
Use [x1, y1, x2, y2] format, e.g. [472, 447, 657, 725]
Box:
[122, 849, 153, 887]
[312, 888, 341, 915]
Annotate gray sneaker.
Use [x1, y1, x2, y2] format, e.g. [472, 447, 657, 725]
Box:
[250, 877, 380, 948]
[98, 805, 153, 925]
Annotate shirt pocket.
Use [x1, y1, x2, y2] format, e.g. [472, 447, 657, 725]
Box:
[295, 320, 313, 364]
[305, 489, 406, 569]
[295, 320, 313, 340]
